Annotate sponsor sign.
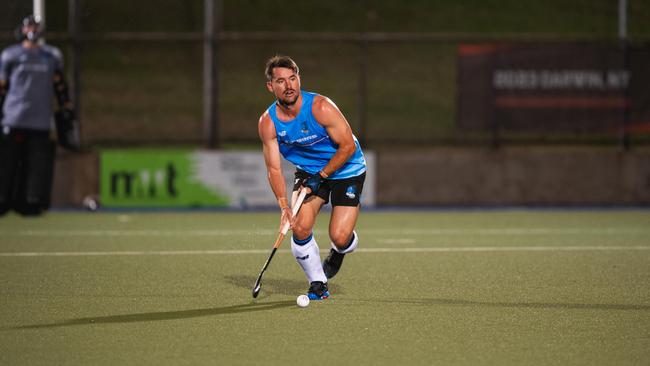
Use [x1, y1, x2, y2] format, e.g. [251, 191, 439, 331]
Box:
[457, 43, 650, 133]
[100, 150, 376, 208]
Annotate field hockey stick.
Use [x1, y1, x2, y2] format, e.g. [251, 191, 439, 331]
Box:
[252, 187, 309, 298]
[290, 189, 299, 208]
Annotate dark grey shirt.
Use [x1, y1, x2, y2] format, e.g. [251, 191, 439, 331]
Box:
[0, 43, 63, 131]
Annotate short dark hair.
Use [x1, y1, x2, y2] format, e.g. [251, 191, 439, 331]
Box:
[265, 55, 299, 81]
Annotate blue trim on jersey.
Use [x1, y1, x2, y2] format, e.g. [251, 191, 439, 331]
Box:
[267, 91, 366, 179]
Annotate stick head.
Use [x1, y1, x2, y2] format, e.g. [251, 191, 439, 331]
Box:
[252, 281, 261, 298]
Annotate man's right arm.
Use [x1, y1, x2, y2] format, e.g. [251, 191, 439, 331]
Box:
[258, 112, 293, 226]
[0, 50, 10, 119]
[0, 80, 6, 119]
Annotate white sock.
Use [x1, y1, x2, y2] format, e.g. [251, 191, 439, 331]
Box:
[331, 230, 359, 254]
[291, 234, 327, 284]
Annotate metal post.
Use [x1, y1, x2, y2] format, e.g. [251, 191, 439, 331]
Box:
[33, 0, 45, 26]
[33, 0, 45, 45]
[357, 41, 368, 146]
[69, 0, 82, 145]
[618, 0, 627, 40]
[203, 0, 220, 149]
[619, 0, 630, 150]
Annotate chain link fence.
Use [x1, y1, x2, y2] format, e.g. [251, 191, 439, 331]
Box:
[2, 0, 649, 148]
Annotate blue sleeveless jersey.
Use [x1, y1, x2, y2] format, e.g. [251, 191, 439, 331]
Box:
[267, 91, 366, 179]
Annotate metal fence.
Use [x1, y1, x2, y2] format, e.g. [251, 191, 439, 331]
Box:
[2, 0, 648, 149]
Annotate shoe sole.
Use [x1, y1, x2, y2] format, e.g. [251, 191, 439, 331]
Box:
[307, 291, 330, 301]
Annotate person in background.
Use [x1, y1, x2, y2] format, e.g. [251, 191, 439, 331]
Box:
[0, 15, 77, 216]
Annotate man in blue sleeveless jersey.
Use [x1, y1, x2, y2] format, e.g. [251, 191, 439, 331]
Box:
[258, 55, 366, 300]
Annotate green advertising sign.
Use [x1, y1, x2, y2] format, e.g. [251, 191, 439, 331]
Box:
[100, 149, 230, 207]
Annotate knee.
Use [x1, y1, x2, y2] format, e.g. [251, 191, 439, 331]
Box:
[292, 222, 312, 241]
[329, 229, 353, 249]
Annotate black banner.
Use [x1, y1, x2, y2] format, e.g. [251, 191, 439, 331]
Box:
[457, 43, 650, 134]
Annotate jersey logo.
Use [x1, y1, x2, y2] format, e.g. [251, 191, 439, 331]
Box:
[301, 122, 309, 134]
[296, 254, 309, 261]
[345, 185, 357, 199]
[278, 130, 287, 137]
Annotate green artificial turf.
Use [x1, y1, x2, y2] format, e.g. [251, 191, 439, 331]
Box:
[1, 210, 649, 365]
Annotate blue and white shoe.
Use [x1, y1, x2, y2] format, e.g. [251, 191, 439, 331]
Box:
[307, 281, 330, 300]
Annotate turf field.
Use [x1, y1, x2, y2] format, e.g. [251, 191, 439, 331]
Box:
[1, 209, 649, 365]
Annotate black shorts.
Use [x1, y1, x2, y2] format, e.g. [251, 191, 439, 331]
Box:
[293, 170, 366, 207]
[0, 128, 55, 215]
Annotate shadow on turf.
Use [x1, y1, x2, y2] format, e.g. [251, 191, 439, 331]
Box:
[5, 301, 296, 330]
[224, 274, 343, 299]
[368, 298, 650, 312]
[5, 276, 344, 331]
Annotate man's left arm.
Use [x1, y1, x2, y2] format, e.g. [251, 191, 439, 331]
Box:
[301, 96, 357, 193]
[52, 52, 78, 150]
[53, 69, 73, 111]
[49, 46, 73, 111]
[312, 96, 357, 178]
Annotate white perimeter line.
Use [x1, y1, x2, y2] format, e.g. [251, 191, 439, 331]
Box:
[1, 246, 649, 257]
[1, 228, 649, 237]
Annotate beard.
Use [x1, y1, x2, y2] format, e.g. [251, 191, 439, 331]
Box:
[277, 89, 298, 107]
